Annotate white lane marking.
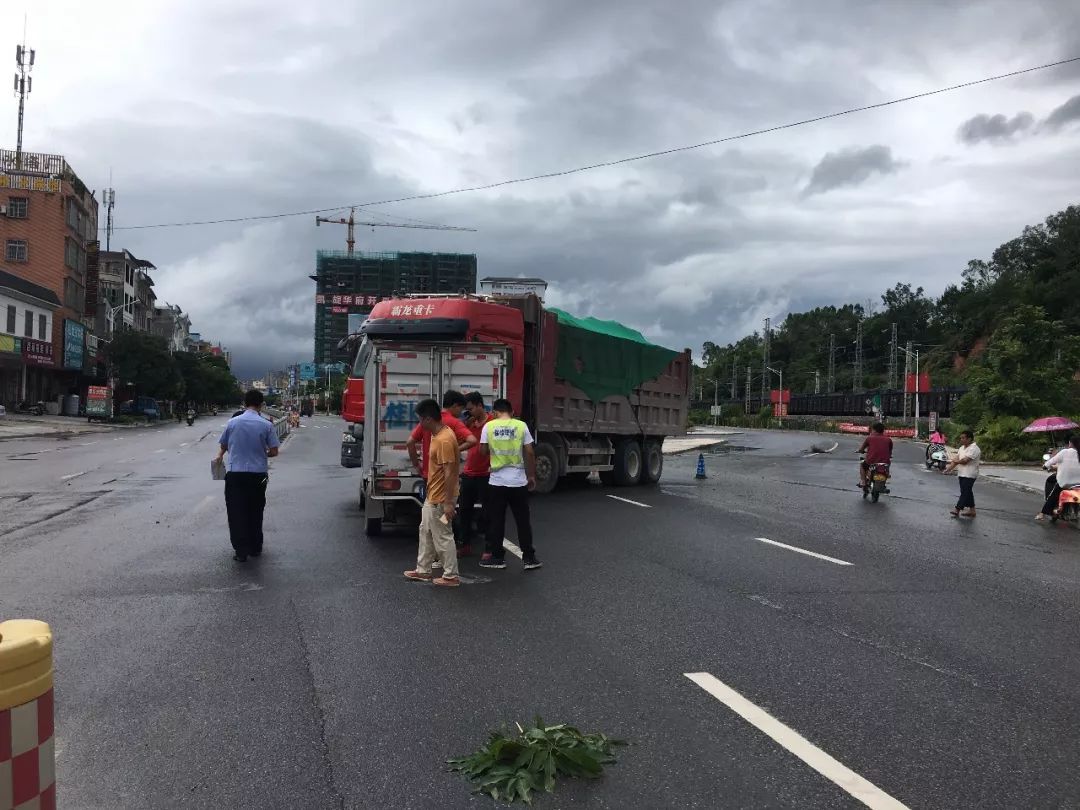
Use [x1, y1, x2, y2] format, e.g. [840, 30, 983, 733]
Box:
[154, 448, 165, 453]
[502, 538, 524, 559]
[684, 673, 909, 810]
[754, 537, 853, 567]
[605, 494, 652, 508]
[78, 441, 99, 447]
[179, 442, 190, 448]
[60, 471, 88, 481]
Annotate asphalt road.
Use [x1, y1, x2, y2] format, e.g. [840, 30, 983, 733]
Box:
[1, 419, 1078, 809]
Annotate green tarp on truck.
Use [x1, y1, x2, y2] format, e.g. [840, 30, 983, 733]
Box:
[548, 308, 680, 403]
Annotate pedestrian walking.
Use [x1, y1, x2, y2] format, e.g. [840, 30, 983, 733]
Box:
[946, 429, 981, 518]
[457, 392, 495, 556]
[215, 389, 280, 562]
[478, 398, 542, 570]
[404, 399, 462, 587]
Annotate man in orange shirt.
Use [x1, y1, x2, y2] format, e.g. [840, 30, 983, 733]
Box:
[404, 399, 462, 587]
[406, 390, 475, 482]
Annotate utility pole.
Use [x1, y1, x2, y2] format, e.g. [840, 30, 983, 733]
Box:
[103, 187, 116, 251]
[902, 340, 913, 421]
[827, 333, 835, 393]
[744, 366, 751, 415]
[814, 370, 821, 394]
[853, 320, 864, 392]
[761, 317, 771, 405]
[730, 357, 737, 400]
[888, 322, 898, 390]
[14, 33, 35, 168]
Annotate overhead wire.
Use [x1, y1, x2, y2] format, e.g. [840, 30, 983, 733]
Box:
[112, 55, 1080, 232]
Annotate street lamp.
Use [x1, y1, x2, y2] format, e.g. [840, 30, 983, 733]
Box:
[711, 379, 720, 426]
[765, 365, 783, 425]
[897, 344, 921, 439]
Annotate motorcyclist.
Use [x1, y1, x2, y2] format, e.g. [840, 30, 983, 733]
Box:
[858, 422, 893, 490]
[1037, 436, 1080, 521]
[186, 407, 196, 425]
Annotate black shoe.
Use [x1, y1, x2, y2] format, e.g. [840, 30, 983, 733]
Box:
[523, 555, 543, 570]
[233, 553, 248, 562]
[479, 557, 507, 569]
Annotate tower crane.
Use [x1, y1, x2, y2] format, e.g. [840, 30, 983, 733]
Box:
[315, 207, 476, 254]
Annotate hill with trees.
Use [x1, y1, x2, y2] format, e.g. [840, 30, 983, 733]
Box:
[699, 203, 1080, 458]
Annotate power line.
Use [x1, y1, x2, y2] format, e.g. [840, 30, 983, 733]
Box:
[111, 56, 1080, 232]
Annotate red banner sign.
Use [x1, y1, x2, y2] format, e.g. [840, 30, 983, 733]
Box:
[22, 338, 54, 366]
[88, 385, 110, 399]
[905, 373, 930, 393]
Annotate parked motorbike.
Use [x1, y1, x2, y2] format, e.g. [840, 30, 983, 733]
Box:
[925, 442, 949, 471]
[15, 400, 45, 416]
[862, 461, 891, 503]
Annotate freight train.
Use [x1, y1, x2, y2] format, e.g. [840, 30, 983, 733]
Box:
[699, 387, 966, 418]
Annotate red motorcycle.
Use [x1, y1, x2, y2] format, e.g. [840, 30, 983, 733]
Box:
[1051, 486, 1080, 527]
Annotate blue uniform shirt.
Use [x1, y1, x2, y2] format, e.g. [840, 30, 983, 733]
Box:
[220, 409, 280, 473]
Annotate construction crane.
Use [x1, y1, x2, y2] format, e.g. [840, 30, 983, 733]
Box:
[315, 207, 476, 254]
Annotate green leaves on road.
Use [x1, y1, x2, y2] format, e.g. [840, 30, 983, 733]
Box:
[448, 717, 626, 804]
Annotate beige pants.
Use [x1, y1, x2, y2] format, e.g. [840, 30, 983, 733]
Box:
[417, 503, 459, 577]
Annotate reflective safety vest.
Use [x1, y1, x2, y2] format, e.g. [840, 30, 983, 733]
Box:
[487, 418, 526, 470]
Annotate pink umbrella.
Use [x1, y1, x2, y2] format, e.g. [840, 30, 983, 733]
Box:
[1022, 416, 1079, 434]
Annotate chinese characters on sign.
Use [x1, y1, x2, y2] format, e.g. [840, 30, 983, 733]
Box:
[22, 338, 53, 366]
[316, 295, 385, 306]
[389, 304, 437, 317]
[63, 319, 86, 370]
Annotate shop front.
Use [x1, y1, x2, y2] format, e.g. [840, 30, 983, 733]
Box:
[0, 334, 24, 408]
[22, 337, 56, 404]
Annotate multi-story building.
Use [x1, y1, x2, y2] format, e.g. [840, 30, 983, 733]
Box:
[311, 250, 477, 365]
[0, 148, 99, 404]
[150, 304, 191, 353]
[134, 267, 156, 332]
[0, 269, 60, 407]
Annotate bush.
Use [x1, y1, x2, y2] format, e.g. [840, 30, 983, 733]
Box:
[972, 416, 1048, 463]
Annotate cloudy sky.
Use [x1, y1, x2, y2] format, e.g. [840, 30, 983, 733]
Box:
[2, 0, 1078, 379]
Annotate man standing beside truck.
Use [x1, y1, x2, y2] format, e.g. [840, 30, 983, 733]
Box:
[479, 398, 542, 571]
[404, 399, 462, 587]
[458, 391, 494, 556]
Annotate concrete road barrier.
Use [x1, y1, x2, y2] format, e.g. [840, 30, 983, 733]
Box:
[0, 620, 55, 810]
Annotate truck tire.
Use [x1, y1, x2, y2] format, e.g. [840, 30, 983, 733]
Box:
[613, 439, 643, 486]
[533, 442, 559, 495]
[365, 516, 382, 536]
[641, 441, 663, 484]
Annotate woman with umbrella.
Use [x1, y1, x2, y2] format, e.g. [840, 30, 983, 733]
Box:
[1023, 417, 1080, 521]
[1038, 435, 1080, 521]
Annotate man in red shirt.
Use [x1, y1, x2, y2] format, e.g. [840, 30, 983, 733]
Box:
[858, 422, 893, 489]
[407, 390, 476, 481]
[457, 391, 495, 557]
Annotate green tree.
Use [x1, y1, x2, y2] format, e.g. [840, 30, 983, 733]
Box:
[108, 331, 183, 400]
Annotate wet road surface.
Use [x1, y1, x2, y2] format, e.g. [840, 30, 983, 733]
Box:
[1, 420, 1078, 808]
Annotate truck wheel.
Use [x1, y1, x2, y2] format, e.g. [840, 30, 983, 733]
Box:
[533, 442, 559, 495]
[365, 516, 382, 536]
[641, 442, 663, 484]
[613, 439, 643, 486]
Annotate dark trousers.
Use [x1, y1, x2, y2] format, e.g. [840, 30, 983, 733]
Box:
[956, 476, 976, 510]
[225, 472, 268, 555]
[1042, 476, 1062, 516]
[457, 474, 488, 546]
[485, 485, 535, 559]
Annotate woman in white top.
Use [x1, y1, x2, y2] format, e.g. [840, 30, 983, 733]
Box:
[1037, 436, 1080, 520]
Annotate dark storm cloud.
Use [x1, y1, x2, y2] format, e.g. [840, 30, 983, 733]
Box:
[803, 146, 904, 195]
[956, 111, 1034, 144]
[1042, 94, 1080, 131]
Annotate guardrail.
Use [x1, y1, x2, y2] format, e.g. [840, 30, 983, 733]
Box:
[263, 408, 290, 441]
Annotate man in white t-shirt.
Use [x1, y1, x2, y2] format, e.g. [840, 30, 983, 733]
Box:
[946, 429, 981, 518]
[477, 398, 542, 571]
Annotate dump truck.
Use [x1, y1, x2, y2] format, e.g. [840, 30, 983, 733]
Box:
[340, 293, 691, 535]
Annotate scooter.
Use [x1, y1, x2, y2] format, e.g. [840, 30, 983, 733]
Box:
[862, 461, 891, 503]
[15, 400, 45, 416]
[186, 409, 196, 426]
[926, 442, 949, 471]
[1051, 486, 1080, 527]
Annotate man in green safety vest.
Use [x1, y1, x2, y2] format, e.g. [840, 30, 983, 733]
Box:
[478, 398, 542, 570]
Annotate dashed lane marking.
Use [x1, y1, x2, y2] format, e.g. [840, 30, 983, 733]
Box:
[754, 537, 853, 567]
[605, 494, 653, 508]
[60, 471, 88, 481]
[684, 673, 910, 810]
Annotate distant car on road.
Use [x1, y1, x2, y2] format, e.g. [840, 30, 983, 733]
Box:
[119, 396, 161, 420]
